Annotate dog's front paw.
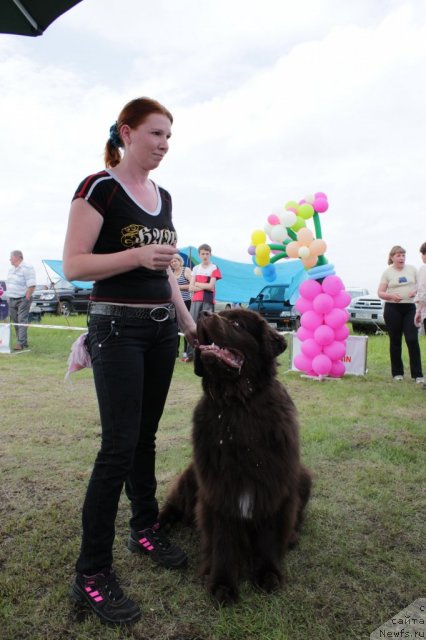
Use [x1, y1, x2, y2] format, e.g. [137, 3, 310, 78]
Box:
[254, 569, 282, 593]
[210, 582, 239, 606]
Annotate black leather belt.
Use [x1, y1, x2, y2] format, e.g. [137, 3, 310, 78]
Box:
[89, 302, 175, 322]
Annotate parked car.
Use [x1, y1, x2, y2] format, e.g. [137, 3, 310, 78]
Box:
[247, 284, 300, 330]
[348, 295, 386, 333]
[346, 287, 369, 300]
[31, 278, 92, 316]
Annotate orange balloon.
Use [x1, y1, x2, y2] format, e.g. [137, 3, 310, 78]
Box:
[310, 239, 327, 256]
[297, 228, 314, 245]
[302, 254, 318, 269]
[286, 241, 300, 258]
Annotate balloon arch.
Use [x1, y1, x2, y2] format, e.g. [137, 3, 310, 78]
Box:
[249, 192, 350, 378]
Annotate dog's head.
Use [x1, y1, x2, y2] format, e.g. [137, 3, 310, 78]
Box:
[194, 308, 286, 388]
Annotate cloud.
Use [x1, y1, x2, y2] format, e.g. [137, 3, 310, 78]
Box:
[0, 0, 425, 297]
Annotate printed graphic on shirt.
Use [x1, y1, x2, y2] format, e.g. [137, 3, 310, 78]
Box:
[121, 224, 177, 248]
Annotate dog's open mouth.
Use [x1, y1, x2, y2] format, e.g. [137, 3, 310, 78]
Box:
[198, 343, 244, 369]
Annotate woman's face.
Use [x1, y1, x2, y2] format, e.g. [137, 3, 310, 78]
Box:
[421, 252, 426, 264]
[170, 258, 181, 271]
[391, 251, 406, 268]
[121, 113, 172, 170]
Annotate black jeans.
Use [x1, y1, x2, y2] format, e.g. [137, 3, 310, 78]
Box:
[76, 311, 178, 575]
[383, 302, 423, 379]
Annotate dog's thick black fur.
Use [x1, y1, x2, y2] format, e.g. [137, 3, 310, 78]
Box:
[159, 308, 312, 604]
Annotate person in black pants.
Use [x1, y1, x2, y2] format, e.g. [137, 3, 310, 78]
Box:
[378, 245, 423, 383]
[62, 97, 196, 625]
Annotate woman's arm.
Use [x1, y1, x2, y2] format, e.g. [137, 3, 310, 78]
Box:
[63, 198, 176, 281]
[168, 268, 196, 343]
[377, 281, 402, 303]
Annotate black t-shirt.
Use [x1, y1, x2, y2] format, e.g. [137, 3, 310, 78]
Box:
[73, 170, 177, 303]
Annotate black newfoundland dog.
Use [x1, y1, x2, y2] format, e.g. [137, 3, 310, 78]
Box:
[160, 308, 312, 604]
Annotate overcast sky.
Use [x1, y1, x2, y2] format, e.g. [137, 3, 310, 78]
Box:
[1, 0, 425, 295]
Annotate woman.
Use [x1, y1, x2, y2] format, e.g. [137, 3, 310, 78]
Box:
[170, 253, 192, 357]
[378, 245, 423, 383]
[63, 97, 196, 625]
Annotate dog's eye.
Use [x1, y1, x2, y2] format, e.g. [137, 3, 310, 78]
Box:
[232, 321, 240, 328]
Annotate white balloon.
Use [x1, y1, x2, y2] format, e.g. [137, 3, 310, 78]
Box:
[304, 194, 315, 204]
[254, 267, 262, 276]
[280, 211, 297, 227]
[264, 222, 273, 237]
[298, 246, 310, 259]
[269, 224, 289, 242]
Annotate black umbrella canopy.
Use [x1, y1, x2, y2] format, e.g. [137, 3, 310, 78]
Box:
[0, 0, 83, 37]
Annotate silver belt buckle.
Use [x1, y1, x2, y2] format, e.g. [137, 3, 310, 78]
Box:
[149, 306, 170, 322]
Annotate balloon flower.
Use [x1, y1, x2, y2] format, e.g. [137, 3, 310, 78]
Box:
[248, 191, 330, 282]
[249, 191, 351, 378]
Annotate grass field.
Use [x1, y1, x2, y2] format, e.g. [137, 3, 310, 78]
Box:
[0, 315, 425, 640]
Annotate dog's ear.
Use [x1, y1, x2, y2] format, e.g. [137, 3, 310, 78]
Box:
[266, 326, 287, 358]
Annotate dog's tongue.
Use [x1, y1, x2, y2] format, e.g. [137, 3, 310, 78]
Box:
[198, 343, 244, 369]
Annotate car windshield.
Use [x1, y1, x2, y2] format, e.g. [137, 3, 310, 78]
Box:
[260, 286, 288, 302]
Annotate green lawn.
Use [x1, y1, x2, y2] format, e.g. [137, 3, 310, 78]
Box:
[0, 316, 425, 640]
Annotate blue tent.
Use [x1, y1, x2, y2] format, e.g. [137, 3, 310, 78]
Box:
[43, 251, 306, 303]
[178, 246, 306, 304]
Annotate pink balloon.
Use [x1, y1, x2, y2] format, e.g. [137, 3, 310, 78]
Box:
[297, 326, 314, 341]
[313, 293, 334, 315]
[267, 214, 280, 225]
[329, 361, 346, 378]
[295, 296, 313, 314]
[312, 354, 332, 376]
[301, 338, 322, 359]
[324, 307, 348, 329]
[333, 290, 351, 308]
[334, 324, 350, 341]
[301, 310, 323, 331]
[314, 324, 335, 346]
[299, 279, 322, 300]
[322, 275, 344, 296]
[323, 340, 346, 361]
[315, 191, 327, 199]
[313, 197, 328, 213]
[294, 353, 313, 373]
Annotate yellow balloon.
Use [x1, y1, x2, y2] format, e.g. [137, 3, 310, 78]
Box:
[297, 227, 314, 244]
[298, 203, 315, 219]
[251, 229, 267, 245]
[285, 200, 299, 212]
[255, 243, 271, 266]
[291, 216, 306, 231]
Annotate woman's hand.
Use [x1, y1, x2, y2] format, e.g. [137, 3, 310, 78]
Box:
[134, 244, 176, 270]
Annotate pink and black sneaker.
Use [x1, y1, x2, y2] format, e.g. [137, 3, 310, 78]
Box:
[127, 523, 187, 569]
[70, 569, 141, 625]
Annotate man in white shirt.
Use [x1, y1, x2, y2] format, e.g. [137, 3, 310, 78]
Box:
[6, 250, 36, 350]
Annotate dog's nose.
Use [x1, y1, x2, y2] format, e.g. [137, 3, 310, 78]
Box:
[200, 310, 212, 318]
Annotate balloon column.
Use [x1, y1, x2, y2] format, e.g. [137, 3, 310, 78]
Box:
[249, 192, 351, 378]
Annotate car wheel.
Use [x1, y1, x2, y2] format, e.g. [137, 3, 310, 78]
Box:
[59, 300, 72, 316]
